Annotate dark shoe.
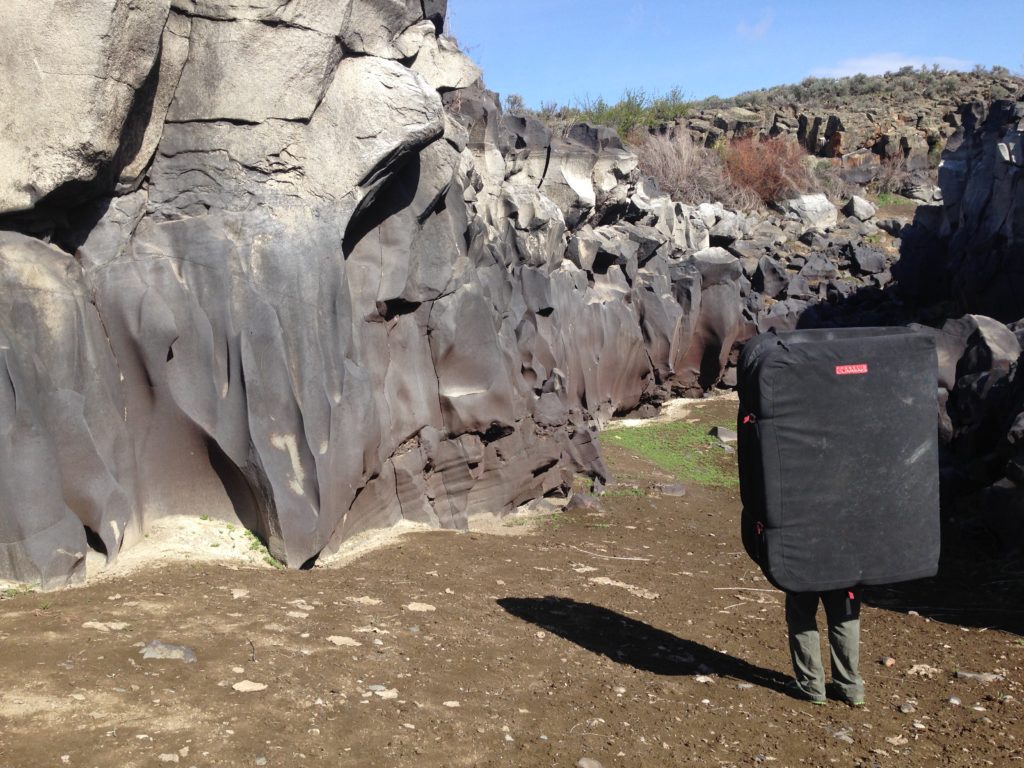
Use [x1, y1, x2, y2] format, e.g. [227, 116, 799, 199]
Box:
[786, 679, 826, 704]
[826, 681, 864, 706]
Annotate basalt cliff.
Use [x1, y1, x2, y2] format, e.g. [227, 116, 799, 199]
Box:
[1, 1, 1022, 586]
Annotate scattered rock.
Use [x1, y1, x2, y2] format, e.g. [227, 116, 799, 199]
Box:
[139, 641, 197, 664]
[843, 195, 877, 221]
[907, 663, 941, 678]
[82, 621, 129, 632]
[327, 636, 362, 647]
[443, 701, 460, 708]
[949, 696, 962, 706]
[405, 602, 436, 612]
[348, 596, 383, 606]
[577, 759, 604, 768]
[232, 680, 268, 693]
[954, 670, 1006, 683]
[899, 701, 917, 714]
[881, 656, 896, 668]
[709, 426, 737, 443]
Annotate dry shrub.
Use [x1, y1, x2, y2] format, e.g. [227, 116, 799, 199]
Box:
[632, 131, 760, 210]
[723, 137, 812, 205]
[869, 155, 912, 195]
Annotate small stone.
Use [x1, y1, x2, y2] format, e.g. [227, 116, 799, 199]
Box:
[232, 680, 268, 693]
[535, 631, 546, 639]
[82, 621, 129, 632]
[402, 723, 415, 730]
[504, 734, 513, 742]
[139, 640, 197, 663]
[949, 696, 962, 706]
[833, 729, 854, 744]
[577, 759, 604, 768]
[405, 603, 436, 612]
[349, 596, 382, 606]
[736, 683, 754, 690]
[255, 758, 267, 767]
[694, 675, 714, 685]
[613, 686, 626, 695]
[327, 636, 362, 647]
[232, 666, 245, 674]
[885, 735, 909, 746]
[231, 589, 249, 600]
[157, 754, 179, 764]
[881, 656, 896, 668]
[899, 701, 917, 714]
[710, 426, 738, 443]
[955, 670, 1005, 684]
[443, 701, 460, 708]
[374, 688, 398, 700]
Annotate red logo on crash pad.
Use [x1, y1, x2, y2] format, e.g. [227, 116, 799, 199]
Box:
[835, 364, 869, 375]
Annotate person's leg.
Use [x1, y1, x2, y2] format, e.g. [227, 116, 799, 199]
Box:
[785, 591, 826, 702]
[823, 588, 864, 704]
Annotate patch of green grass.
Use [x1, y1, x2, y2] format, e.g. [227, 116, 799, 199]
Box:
[873, 192, 917, 208]
[601, 486, 646, 498]
[605, 421, 738, 488]
[1, 583, 38, 599]
[199, 514, 210, 521]
[244, 530, 285, 570]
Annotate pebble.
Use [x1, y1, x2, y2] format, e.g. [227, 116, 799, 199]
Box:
[736, 683, 754, 690]
[885, 735, 909, 746]
[443, 701, 460, 708]
[881, 656, 896, 668]
[255, 758, 267, 767]
[899, 701, 917, 714]
[577, 759, 603, 768]
[955, 670, 1005, 683]
[231, 589, 249, 600]
[949, 696, 962, 706]
[232, 681, 267, 693]
[405, 603, 436, 612]
[833, 729, 854, 744]
[327, 636, 362, 647]
[139, 640, 197, 664]
[613, 686, 627, 695]
[232, 667, 245, 674]
[82, 621, 129, 632]
[157, 755, 179, 764]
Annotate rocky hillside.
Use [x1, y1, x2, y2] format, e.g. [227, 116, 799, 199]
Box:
[0, 0, 1021, 587]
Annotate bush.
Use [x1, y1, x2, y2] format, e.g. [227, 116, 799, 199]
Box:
[723, 137, 811, 204]
[632, 132, 761, 210]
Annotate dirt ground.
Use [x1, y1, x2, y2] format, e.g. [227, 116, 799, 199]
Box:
[1, 398, 1022, 768]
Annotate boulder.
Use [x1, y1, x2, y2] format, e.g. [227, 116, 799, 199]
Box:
[777, 193, 838, 231]
[843, 195, 877, 221]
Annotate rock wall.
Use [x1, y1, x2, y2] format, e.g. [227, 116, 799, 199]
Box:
[8, 2, 1012, 587]
[0, 0, 761, 587]
[939, 100, 1024, 322]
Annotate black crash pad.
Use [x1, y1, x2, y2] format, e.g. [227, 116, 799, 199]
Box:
[737, 327, 940, 592]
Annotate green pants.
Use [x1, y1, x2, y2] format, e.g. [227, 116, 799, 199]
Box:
[785, 589, 863, 703]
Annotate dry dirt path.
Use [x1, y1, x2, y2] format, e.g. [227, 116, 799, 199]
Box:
[1, 399, 1022, 767]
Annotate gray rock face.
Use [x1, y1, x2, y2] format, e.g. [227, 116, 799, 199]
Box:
[0, 0, 172, 212]
[0, 1, 943, 586]
[940, 100, 1024, 322]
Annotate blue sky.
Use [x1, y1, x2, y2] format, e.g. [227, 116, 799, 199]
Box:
[447, 1, 1022, 108]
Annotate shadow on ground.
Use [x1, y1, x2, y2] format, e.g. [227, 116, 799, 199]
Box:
[498, 596, 789, 693]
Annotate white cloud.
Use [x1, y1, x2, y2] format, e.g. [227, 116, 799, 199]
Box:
[812, 53, 974, 78]
[737, 9, 774, 41]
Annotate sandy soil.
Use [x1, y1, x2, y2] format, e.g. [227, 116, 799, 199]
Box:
[1, 398, 1022, 768]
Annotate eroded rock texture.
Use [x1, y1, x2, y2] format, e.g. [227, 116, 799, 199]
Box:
[0, 0, 757, 586]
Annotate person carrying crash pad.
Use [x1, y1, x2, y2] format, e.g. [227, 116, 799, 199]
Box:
[736, 327, 941, 705]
